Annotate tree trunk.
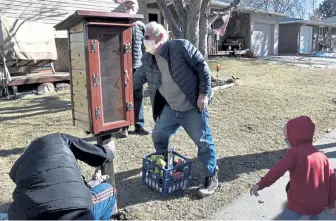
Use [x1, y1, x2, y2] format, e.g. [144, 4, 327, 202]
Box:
[173, 0, 187, 38]
[156, 0, 183, 38]
[184, 1, 203, 48]
[199, 0, 211, 58]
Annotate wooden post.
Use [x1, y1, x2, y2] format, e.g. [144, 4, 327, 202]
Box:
[96, 134, 117, 214]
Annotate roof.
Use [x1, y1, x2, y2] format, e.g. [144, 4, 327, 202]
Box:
[322, 16, 336, 24]
[54, 10, 143, 30]
[279, 17, 336, 27]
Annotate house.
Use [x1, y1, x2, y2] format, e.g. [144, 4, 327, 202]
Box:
[0, 0, 171, 88]
[211, 1, 287, 56]
[0, 0, 151, 76]
[322, 16, 336, 25]
[278, 18, 336, 55]
[144, 0, 287, 57]
[0, 0, 285, 85]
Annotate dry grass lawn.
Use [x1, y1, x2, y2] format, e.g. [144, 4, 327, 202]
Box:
[0, 58, 336, 219]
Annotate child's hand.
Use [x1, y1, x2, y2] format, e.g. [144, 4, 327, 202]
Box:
[325, 208, 336, 215]
[250, 184, 260, 197]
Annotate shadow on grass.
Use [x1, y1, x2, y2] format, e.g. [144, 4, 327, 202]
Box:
[0, 147, 25, 158]
[1, 138, 335, 215]
[0, 95, 71, 122]
[115, 141, 336, 209]
[114, 148, 289, 209]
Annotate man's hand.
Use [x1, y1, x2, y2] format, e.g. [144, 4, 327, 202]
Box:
[87, 169, 109, 188]
[104, 140, 116, 159]
[250, 184, 260, 197]
[197, 94, 208, 112]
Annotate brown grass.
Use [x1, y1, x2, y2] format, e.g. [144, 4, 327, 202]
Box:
[0, 58, 335, 219]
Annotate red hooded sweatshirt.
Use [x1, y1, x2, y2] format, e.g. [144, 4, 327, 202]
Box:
[257, 116, 336, 215]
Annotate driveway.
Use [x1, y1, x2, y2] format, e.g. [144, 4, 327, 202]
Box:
[261, 55, 336, 67]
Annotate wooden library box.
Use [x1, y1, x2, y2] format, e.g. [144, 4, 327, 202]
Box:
[55, 10, 144, 136]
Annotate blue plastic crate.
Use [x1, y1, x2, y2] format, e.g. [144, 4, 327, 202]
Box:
[142, 151, 192, 196]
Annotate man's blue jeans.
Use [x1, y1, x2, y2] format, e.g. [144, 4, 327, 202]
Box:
[91, 183, 117, 220]
[125, 68, 145, 130]
[133, 85, 145, 129]
[279, 208, 319, 220]
[152, 105, 217, 177]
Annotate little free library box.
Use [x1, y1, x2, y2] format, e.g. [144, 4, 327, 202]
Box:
[54, 10, 144, 136]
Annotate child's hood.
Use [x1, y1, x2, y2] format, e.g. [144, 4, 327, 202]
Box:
[286, 116, 315, 147]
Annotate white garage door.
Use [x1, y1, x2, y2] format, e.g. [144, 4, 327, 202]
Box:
[251, 22, 272, 56]
[299, 26, 313, 54]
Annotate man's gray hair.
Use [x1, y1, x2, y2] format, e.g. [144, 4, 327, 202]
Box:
[146, 22, 169, 42]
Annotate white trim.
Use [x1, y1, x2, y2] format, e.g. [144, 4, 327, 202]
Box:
[146, 8, 161, 24]
[279, 20, 336, 28]
[145, 0, 162, 3]
[299, 26, 313, 53]
[211, 1, 287, 17]
[253, 18, 277, 25]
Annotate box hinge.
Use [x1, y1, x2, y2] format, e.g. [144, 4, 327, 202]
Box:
[93, 74, 99, 86]
[90, 40, 96, 53]
[95, 107, 101, 119]
[124, 43, 131, 53]
[126, 102, 133, 111]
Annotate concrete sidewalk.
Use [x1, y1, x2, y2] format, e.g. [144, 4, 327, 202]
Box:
[213, 129, 336, 220]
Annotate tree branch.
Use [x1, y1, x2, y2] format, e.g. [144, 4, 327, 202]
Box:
[173, 0, 187, 25]
[207, 0, 241, 31]
[156, 0, 182, 38]
[209, 14, 220, 25]
[212, 0, 241, 13]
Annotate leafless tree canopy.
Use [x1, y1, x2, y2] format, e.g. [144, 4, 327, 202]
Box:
[156, 0, 241, 58]
[242, 0, 320, 19]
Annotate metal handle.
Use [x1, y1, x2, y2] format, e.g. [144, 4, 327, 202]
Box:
[93, 74, 98, 86]
[126, 102, 133, 111]
[124, 43, 131, 53]
[124, 70, 129, 87]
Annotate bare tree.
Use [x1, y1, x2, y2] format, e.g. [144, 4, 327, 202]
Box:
[310, 8, 323, 21]
[242, 0, 309, 18]
[156, 0, 241, 58]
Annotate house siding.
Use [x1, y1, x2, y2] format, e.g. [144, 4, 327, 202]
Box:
[0, 0, 147, 72]
[279, 23, 335, 54]
[250, 12, 279, 55]
[0, 0, 147, 34]
[278, 23, 300, 54]
[0, 0, 120, 25]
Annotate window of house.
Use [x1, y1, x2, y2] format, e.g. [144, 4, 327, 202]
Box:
[148, 13, 158, 23]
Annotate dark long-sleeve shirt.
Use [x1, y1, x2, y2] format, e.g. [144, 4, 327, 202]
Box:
[8, 133, 114, 220]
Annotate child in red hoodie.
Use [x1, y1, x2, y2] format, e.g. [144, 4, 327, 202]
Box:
[250, 116, 336, 220]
